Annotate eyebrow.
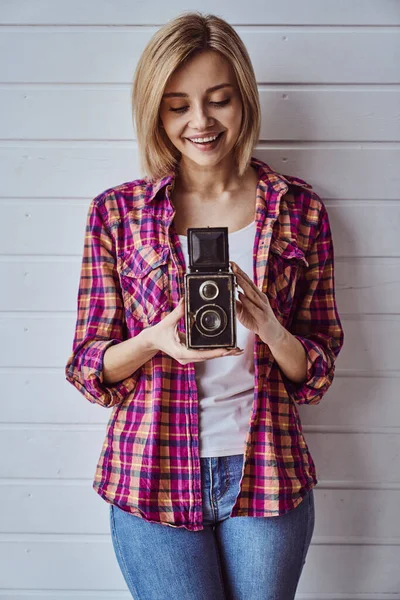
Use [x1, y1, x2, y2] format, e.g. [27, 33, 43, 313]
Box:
[162, 83, 234, 99]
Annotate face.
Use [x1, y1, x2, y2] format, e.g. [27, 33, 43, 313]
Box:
[159, 50, 243, 170]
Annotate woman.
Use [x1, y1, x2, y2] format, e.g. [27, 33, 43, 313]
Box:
[65, 12, 344, 600]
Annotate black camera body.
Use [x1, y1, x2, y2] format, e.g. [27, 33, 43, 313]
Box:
[184, 227, 237, 349]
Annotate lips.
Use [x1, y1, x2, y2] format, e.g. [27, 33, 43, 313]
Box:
[185, 131, 225, 146]
[186, 131, 223, 141]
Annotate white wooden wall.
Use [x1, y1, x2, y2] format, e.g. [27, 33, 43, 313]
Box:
[1, 1, 399, 598]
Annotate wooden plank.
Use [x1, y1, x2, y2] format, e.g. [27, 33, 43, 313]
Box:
[0, 539, 398, 593]
[1, 146, 398, 199]
[1, 0, 398, 25]
[1, 200, 399, 257]
[0, 428, 399, 483]
[1, 483, 400, 541]
[0, 29, 398, 83]
[1, 87, 399, 142]
[0, 594, 131, 600]
[1, 371, 399, 428]
[0, 370, 106, 424]
[0, 312, 399, 369]
[1, 257, 400, 312]
[298, 377, 400, 431]
[335, 316, 400, 373]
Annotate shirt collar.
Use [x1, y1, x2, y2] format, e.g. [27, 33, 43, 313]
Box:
[143, 156, 312, 206]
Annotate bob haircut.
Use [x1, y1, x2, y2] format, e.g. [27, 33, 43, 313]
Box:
[132, 12, 261, 181]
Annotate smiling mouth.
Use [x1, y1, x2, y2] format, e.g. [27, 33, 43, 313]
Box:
[185, 131, 225, 147]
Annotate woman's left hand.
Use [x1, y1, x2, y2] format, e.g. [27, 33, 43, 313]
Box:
[230, 260, 284, 347]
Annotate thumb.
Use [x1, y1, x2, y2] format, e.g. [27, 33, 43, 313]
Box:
[170, 297, 185, 320]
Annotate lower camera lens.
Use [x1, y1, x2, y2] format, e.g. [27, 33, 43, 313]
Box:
[195, 304, 228, 337]
[200, 310, 221, 331]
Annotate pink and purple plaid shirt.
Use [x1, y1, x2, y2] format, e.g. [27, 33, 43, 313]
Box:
[65, 156, 344, 531]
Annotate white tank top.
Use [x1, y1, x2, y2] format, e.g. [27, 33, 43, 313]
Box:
[178, 219, 256, 457]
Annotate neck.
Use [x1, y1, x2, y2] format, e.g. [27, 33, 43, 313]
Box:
[175, 155, 250, 199]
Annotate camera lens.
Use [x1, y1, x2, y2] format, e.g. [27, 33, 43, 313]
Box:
[201, 310, 221, 331]
[199, 280, 219, 301]
[195, 304, 228, 337]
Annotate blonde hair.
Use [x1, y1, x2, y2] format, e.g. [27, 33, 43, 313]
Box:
[132, 12, 261, 181]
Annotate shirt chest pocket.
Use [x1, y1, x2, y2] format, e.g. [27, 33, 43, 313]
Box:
[118, 244, 171, 325]
[266, 238, 309, 318]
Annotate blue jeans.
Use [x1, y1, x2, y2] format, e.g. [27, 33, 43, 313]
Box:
[110, 453, 315, 599]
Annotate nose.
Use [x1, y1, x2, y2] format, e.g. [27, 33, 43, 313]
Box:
[189, 102, 215, 130]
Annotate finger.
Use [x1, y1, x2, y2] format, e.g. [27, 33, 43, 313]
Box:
[195, 349, 244, 361]
[168, 297, 185, 322]
[232, 262, 262, 296]
[175, 327, 241, 356]
[238, 291, 265, 322]
[185, 346, 244, 361]
[176, 329, 187, 345]
[190, 353, 243, 362]
[232, 265, 267, 308]
[236, 279, 265, 311]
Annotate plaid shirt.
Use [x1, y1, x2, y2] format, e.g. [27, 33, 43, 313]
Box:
[65, 156, 344, 531]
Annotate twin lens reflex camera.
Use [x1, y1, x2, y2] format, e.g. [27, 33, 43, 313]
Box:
[184, 227, 237, 350]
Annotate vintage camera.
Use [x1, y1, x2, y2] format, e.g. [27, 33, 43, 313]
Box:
[184, 227, 237, 349]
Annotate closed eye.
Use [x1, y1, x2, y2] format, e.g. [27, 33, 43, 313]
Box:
[169, 99, 231, 113]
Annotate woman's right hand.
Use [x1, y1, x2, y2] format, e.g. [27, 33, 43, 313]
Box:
[143, 297, 244, 365]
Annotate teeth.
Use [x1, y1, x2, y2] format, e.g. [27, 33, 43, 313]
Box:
[189, 134, 220, 143]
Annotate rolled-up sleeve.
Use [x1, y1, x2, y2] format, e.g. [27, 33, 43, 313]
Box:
[65, 196, 141, 408]
[281, 199, 344, 405]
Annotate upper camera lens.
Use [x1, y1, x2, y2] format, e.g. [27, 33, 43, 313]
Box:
[199, 280, 219, 301]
